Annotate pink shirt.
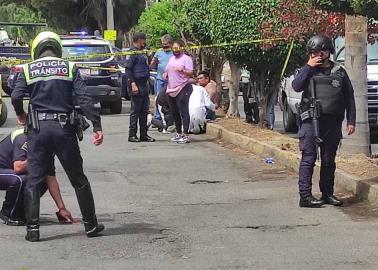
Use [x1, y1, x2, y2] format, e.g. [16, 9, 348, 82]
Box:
[165, 54, 193, 97]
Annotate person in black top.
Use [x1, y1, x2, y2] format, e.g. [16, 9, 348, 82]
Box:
[0, 129, 75, 226]
[126, 32, 155, 143]
[292, 35, 356, 208]
[12, 31, 104, 242]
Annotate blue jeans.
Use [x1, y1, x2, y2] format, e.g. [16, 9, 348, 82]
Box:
[154, 79, 167, 120]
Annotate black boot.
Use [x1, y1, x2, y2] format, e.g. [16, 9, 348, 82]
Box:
[84, 221, 105, 237]
[24, 189, 41, 241]
[299, 195, 324, 208]
[25, 225, 40, 242]
[75, 183, 104, 237]
[140, 135, 155, 142]
[321, 195, 343, 206]
[128, 136, 140, 142]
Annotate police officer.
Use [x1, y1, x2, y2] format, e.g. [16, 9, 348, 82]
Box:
[0, 128, 75, 226]
[12, 31, 104, 241]
[127, 32, 155, 143]
[292, 35, 356, 208]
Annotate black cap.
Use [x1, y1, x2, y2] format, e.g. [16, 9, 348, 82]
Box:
[306, 35, 335, 54]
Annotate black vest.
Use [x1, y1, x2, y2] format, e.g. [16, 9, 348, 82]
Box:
[130, 47, 150, 80]
[302, 64, 346, 118]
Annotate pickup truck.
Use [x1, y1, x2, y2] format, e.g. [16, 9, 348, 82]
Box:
[279, 37, 378, 133]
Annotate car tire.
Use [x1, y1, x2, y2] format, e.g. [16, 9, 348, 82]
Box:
[110, 98, 122, 114]
[283, 98, 298, 132]
[0, 102, 8, 127]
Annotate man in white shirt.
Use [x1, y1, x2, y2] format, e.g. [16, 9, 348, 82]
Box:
[189, 85, 215, 134]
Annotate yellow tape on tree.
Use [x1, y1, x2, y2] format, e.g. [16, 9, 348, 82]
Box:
[280, 40, 294, 80]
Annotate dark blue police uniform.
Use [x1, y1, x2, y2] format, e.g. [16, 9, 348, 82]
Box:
[0, 129, 49, 223]
[0, 130, 28, 221]
[292, 62, 356, 199]
[12, 56, 102, 236]
[126, 46, 151, 140]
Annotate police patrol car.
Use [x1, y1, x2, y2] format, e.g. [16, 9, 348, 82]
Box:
[61, 32, 122, 114]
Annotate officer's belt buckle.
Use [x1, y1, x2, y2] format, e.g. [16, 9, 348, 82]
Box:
[57, 114, 68, 126]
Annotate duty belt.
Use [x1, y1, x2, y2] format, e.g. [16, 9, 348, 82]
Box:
[37, 112, 70, 121]
[37, 112, 72, 128]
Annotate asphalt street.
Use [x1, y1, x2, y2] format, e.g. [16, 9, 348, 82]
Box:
[1, 98, 378, 270]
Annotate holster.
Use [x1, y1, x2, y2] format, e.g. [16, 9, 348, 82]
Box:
[27, 104, 40, 132]
[70, 111, 90, 141]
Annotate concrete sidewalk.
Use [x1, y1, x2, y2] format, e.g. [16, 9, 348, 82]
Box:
[207, 123, 378, 204]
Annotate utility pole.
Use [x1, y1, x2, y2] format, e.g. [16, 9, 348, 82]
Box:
[106, 0, 115, 45]
[106, 0, 114, 30]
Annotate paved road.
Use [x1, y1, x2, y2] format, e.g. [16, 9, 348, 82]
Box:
[1, 98, 378, 270]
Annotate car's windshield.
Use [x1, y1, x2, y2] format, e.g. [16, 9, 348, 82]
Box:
[62, 44, 111, 62]
[335, 36, 378, 64]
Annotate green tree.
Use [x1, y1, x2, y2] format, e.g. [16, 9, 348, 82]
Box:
[206, 0, 306, 120]
[0, 0, 145, 36]
[136, 0, 182, 48]
[0, 3, 47, 43]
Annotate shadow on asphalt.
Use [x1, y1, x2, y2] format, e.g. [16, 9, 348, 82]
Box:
[41, 222, 164, 242]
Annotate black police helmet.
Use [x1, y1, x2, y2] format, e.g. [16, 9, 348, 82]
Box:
[306, 35, 335, 54]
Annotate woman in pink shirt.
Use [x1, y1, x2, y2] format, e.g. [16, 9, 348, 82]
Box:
[164, 40, 194, 143]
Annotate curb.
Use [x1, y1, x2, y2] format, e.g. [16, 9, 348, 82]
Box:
[207, 123, 378, 204]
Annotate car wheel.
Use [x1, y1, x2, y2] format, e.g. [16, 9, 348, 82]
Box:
[0, 102, 8, 127]
[110, 98, 122, 114]
[283, 98, 298, 132]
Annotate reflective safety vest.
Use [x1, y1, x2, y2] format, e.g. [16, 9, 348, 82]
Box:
[22, 56, 74, 85]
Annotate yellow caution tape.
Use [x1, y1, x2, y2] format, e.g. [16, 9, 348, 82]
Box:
[0, 37, 287, 66]
[280, 40, 294, 80]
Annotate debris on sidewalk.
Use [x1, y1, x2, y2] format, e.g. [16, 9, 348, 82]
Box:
[215, 118, 378, 178]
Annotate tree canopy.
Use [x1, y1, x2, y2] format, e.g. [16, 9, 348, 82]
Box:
[0, 0, 145, 35]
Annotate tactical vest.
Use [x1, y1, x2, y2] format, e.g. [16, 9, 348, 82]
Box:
[303, 64, 346, 118]
[130, 48, 150, 80]
[22, 56, 74, 85]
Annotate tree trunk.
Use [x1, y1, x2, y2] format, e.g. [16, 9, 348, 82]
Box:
[227, 60, 241, 118]
[341, 15, 370, 155]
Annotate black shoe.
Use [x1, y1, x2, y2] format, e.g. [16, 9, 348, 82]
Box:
[25, 225, 40, 242]
[299, 195, 324, 208]
[140, 135, 155, 142]
[128, 136, 140, 142]
[321, 195, 343, 206]
[0, 211, 25, 226]
[85, 222, 105, 238]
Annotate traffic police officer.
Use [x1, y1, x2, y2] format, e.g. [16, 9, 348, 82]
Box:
[12, 31, 104, 241]
[127, 32, 155, 143]
[292, 35, 356, 208]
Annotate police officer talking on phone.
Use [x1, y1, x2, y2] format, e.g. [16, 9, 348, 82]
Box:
[11, 31, 104, 242]
[292, 35, 356, 208]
